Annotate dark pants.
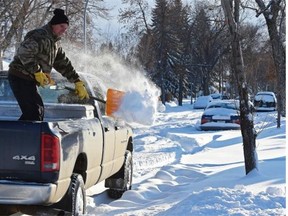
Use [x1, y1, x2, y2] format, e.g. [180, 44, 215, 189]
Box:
[8, 74, 44, 121]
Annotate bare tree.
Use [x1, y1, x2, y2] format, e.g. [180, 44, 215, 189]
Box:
[255, 0, 286, 126]
[117, 0, 152, 65]
[0, 0, 30, 70]
[119, 0, 151, 35]
[0, 0, 111, 67]
[221, 0, 257, 175]
[190, 4, 230, 96]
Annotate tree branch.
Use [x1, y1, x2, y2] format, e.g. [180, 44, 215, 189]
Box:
[255, 0, 273, 17]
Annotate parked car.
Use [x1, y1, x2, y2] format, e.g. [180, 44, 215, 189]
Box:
[200, 100, 240, 130]
[210, 93, 222, 100]
[209, 93, 230, 100]
[254, 91, 277, 112]
[193, 95, 213, 109]
[222, 95, 230, 100]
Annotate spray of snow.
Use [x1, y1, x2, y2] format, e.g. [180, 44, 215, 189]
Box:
[4, 45, 162, 125]
[65, 50, 161, 126]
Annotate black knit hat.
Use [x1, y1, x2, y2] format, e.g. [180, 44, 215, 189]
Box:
[50, 9, 69, 25]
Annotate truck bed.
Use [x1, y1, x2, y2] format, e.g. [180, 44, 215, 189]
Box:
[0, 120, 59, 183]
[0, 101, 95, 121]
[0, 102, 96, 183]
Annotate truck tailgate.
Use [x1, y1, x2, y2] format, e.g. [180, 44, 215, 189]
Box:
[0, 121, 57, 182]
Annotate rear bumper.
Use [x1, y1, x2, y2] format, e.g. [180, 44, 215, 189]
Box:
[200, 123, 240, 131]
[0, 180, 57, 205]
[255, 107, 276, 112]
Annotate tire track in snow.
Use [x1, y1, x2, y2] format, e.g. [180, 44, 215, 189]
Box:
[132, 109, 208, 184]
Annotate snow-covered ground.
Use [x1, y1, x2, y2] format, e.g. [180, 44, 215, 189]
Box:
[85, 100, 286, 216]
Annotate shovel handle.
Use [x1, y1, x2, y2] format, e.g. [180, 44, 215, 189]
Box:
[64, 86, 106, 104]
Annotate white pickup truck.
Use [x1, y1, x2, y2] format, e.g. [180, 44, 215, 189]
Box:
[0, 70, 133, 215]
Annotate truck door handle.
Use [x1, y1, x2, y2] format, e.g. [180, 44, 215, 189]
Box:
[105, 127, 110, 132]
[115, 126, 120, 130]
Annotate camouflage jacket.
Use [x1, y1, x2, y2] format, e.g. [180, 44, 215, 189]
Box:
[9, 24, 79, 82]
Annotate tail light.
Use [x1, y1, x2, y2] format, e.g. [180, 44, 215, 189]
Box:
[201, 116, 212, 124]
[231, 117, 241, 125]
[41, 133, 60, 172]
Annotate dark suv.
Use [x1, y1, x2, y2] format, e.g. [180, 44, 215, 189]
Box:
[254, 91, 277, 112]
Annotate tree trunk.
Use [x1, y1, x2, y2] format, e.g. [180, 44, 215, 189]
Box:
[159, 59, 167, 105]
[232, 37, 257, 175]
[202, 69, 210, 95]
[222, 0, 257, 175]
[178, 72, 184, 106]
[0, 50, 3, 70]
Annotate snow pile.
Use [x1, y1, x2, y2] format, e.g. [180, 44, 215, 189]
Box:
[161, 186, 285, 216]
[115, 90, 158, 125]
[2, 60, 10, 70]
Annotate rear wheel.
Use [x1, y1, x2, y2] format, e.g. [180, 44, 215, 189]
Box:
[55, 173, 86, 215]
[106, 150, 133, 199]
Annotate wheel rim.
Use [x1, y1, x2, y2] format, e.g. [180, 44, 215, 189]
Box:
[75, 186, 84, 214]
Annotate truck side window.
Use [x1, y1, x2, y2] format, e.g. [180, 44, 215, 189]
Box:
[0, 79, 16, 101]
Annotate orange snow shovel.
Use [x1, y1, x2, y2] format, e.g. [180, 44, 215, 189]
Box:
[65, 86, 125, 116]
[105, 88, 125, 116]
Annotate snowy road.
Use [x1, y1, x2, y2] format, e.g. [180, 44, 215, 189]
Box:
[85, 101, 285, 216]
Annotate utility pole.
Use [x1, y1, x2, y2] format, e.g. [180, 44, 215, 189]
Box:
[84, 0, 89, 53]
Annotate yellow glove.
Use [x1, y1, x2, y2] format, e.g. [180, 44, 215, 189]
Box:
[75, 81, 89, 100]
[34, 71, 49, 87]
[45, 73, 55, 86]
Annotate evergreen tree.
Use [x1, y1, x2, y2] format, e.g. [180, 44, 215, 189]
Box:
[168, 0, 191, 105]
[150, 0, 173, 103]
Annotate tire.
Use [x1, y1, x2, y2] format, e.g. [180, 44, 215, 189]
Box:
[55, 173, 86, 215]
[106, 150, 133, 199]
